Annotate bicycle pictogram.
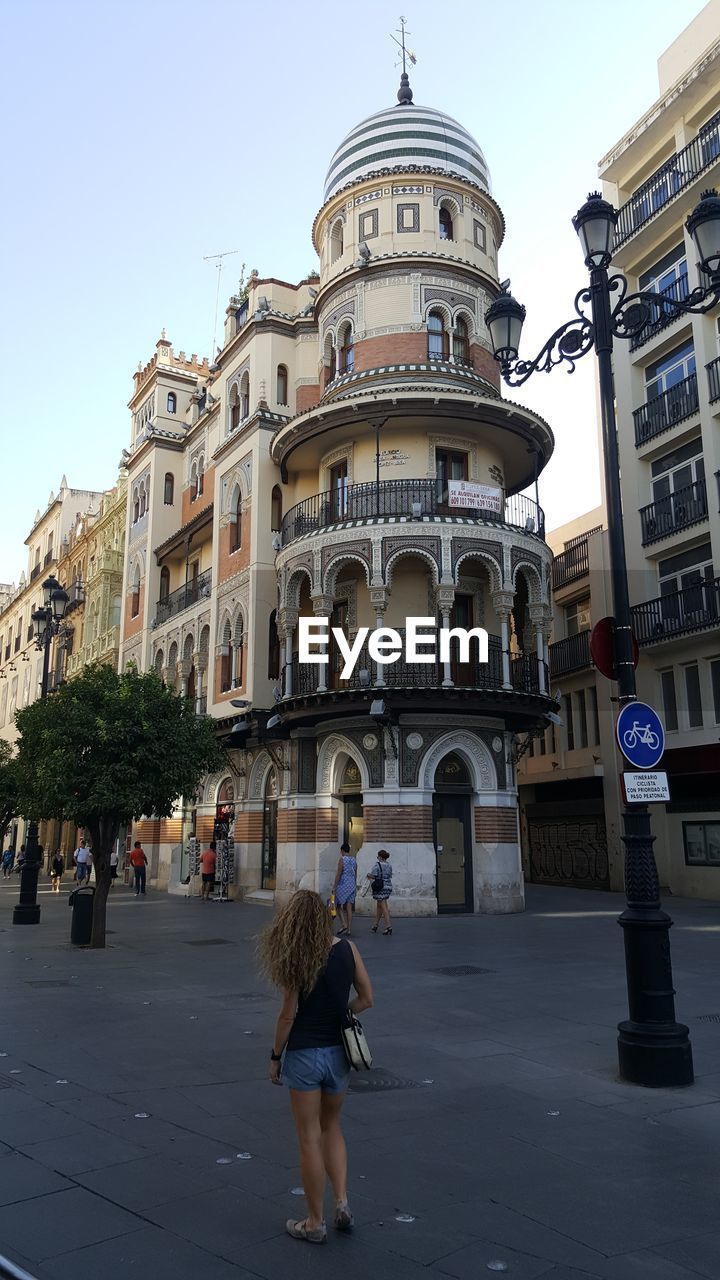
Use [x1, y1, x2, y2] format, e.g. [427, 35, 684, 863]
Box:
[622, 721, 660, 752]
[616, 701, 665, 769]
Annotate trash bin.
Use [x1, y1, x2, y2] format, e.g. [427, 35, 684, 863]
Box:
[69, 886, 95, 945]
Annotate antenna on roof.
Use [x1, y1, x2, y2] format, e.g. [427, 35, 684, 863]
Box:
[391, 15, 416, 104]
[203, 249, 240, 363]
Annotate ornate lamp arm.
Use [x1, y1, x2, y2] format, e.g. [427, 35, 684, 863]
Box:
[495, 283, 597, 387]
[611, 271, 720, 341]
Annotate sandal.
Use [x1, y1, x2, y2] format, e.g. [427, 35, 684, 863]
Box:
[371, 924, 378, 933]
[383, 928, 393, 935]
[334, 1201, 354, 1232]
[286, 1218, 327, 1244]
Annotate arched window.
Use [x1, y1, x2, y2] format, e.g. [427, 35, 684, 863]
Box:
[271, 484, 283, 532]
[439, 206, 453, 240]
[197, 456, 205, 497]
[131, 566, 140, 618]
[133, 489, 139, 523]
[427, 311, 449, 359]
[139, 484, 146, 518]
[268, 610, 280, 680]
[229, 488, 242, 553]
[233, 615, 244, 688]
[229, 383, 240, 431]
[339, 324, 354, 373]
[220, 619, 233, 693]
[154, 648, 164, 678]
[167, 391, 177, 414]
[164, 472, 174, 505]
[276, 364, 288, 405]
[330, 218, 344, 263]
[190, 462, 198, 502]
[453, 317, 469, 362]
[159, 566, 170, 602]
[240, 372, 250, 420]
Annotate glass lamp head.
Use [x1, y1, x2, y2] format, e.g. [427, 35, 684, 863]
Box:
[572, 192, 617, 269]
[686, 189, 720, 279]
[485, 287, 526, 364]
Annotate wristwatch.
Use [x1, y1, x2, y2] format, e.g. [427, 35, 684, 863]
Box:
[270, 1049, 282, 1062]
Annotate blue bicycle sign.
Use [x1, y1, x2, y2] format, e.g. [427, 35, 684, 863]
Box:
[616, 702, 665, 769]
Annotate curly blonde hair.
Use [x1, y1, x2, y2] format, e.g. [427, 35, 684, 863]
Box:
[258, 890, 333, 996]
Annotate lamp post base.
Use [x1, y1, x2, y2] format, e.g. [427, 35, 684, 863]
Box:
[12, 861, 42, 926]
[617, 1019, 694, 1088]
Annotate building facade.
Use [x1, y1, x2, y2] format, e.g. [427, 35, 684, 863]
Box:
[598, 1, 720, 895]
[118, 78, 558, 913]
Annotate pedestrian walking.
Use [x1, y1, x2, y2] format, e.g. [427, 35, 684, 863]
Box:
[368, 849, 393, 935]
[199, 840, 217, 900]
[332, 842, 357, 937]
[110, 847, 119, 887]
[73, 839, 92, 885]
[50, 850, 65, 893]
[129, 841, 148, 895]
[15, 845, 26, 874]
[260, 889, 373, 1244]
[2, 847, 13, 878]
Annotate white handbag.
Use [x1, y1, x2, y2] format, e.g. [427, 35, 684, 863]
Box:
[341, 1014, 373, 1071]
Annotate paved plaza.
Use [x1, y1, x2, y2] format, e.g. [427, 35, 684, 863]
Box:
[1, 878, 720, 1280]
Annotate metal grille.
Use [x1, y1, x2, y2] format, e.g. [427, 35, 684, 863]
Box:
[432, 965, 496, 976]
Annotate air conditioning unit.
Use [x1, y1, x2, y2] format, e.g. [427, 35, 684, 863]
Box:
[577, 608, 591, 630]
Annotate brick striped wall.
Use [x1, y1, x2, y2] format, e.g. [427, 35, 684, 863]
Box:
[363, 806, 433, 841]
[233, 812, 264, 842]
[474, 807, 518, 843]
[277, 808, 338, 843]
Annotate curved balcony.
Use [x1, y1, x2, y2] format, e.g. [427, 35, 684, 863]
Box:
[281, 479, 545, 547]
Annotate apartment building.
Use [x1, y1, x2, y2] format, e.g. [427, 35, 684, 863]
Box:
[599, 0, 720, 895]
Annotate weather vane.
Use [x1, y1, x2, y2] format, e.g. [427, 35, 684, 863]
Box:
[390, 15, 417, 74]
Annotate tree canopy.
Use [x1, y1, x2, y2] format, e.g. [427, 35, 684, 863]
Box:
[0, 741, 21, 850]
[15, 663, 225, 945]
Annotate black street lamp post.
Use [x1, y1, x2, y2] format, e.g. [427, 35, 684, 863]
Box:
[485, 188, 720, 1088]
[13, 574, 69, 926]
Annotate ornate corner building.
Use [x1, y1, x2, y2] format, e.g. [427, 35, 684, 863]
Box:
[118, 76, 557, 913]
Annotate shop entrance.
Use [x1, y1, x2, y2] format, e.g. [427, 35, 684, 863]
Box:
[433, 753, 473, 913]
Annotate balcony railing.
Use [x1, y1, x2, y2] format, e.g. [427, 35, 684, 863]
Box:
[156, 568, 212, 624]
[548, 629, 592, 678]
[552, 539, 589, 588]
[30, 564, 41, 582]
[615, 110, 720, 247]
[288, 632, 546, 697]
[629, 274, 690, 351]
[631, 577, 720, 644]
[281, 479, 545, 547]
[707, 357, 720, 404]
[43, 550, 53, 567]
[639, 479, 708, 545]
[633, 372, 699, 447]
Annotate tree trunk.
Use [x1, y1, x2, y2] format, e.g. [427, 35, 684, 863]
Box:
[86, 816, 121, 949]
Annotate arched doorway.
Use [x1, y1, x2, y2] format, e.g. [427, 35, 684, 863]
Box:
[433, 752, 473, 913]
[339, 758, 364, 856]
[261, 768, 278, 890]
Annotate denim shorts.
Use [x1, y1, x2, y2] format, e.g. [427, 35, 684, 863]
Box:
[282, 1045, 351, 1093]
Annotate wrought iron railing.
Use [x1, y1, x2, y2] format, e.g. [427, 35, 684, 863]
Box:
[629, 273, 690, 351]
[43, 551, 53, 567]
[30, 564, 41, 581]
[707, 356, 720, 404]
[548, 629, 592, 678]
[156, 569, 212, 624]
[552, 539, 589, 588]
[639, 479, 708, 545]
[631, 577, 720, 644]
[288, 632, 546, 696]
[615, 110, 720, 247]
[633, 372, 699, 446]
[281, 479, 545, 546]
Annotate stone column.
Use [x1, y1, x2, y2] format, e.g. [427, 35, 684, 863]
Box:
[177, 660, 189, 698]
[194, 648, 208, 713]
[435, 584, 455, 688]
[277, 608, 298, 698]
[492, 590, 515, 690]
[370, 587, 390, 687]
[528, 604, 552, 696]
[311, 595, 334, 694]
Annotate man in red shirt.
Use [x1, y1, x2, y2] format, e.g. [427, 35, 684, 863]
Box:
[199, 841, 217, 900]
[129, 841, 148, 896]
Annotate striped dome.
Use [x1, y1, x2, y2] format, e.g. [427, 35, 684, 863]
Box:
[324, 102, 490, 202]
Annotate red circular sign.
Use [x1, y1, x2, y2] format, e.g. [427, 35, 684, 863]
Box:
[590, 616, 639, 680]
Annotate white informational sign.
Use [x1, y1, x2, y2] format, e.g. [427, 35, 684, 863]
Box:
[447, 480, 503, 514]
[623, 771, 670, 803]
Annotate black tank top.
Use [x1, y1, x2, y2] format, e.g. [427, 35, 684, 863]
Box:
[286, 939, 355, 1050]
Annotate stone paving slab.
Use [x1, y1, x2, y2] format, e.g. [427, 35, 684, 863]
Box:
[1, 879, 720, 1280]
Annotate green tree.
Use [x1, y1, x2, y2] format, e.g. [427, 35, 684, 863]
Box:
[15, 663, 225, 947]
[0, 741, 21, 852]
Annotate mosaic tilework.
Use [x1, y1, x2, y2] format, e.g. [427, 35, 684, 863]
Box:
[397, 202, 420, 233]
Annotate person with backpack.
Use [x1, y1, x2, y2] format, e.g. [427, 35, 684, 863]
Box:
[368, 849, 393, 935]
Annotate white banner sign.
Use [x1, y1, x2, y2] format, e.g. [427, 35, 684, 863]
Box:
[447, 480, 503, 514]
[623, 771, 670, 803]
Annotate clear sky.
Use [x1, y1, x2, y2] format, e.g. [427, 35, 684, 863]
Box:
[0, 0, 706, 582]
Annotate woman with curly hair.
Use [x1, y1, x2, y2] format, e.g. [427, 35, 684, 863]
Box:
[259, 889, 373, 1244]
